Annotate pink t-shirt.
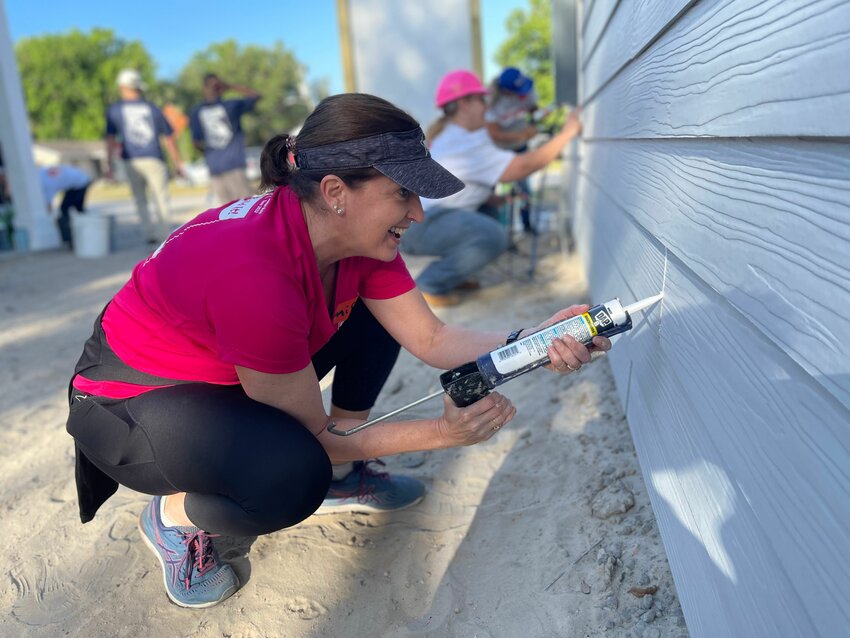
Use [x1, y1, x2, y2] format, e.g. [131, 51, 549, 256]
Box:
[74, 187, 415, 398]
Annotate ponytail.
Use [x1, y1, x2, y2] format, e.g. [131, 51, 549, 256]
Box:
[426, 115, 450, 145]
[426, 102, 459, 145]
[259, 134, 295, 192]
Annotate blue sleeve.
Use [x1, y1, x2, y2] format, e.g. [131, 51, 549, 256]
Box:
[151, 104, 174, 136]
[238, 97, 259, 116]
[105, 104, 118, 136]
[189, 107, 203, 142]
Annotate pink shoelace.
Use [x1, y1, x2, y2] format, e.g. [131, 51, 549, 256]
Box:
[178, 529, 219, 590]
[354, 459, 391, 504]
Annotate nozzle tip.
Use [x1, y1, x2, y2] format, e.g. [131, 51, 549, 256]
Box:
[623, 293, 664, 315]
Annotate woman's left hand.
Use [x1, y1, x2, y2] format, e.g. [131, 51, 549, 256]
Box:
[534, 304, 612, 375]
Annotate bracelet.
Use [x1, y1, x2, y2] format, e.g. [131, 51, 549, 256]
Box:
[506, 328, 524, 345]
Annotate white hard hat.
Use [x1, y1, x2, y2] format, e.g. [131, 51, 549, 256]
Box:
[117, 69, 146, 90]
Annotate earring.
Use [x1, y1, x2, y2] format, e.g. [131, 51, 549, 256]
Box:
[333, 204, 345, 216]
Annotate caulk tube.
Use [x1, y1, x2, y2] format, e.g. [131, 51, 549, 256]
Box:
[440, 299, 633, 407]
[479, 299, 631, 385]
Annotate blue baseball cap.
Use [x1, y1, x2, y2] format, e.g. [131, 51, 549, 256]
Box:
[497, 67, 533, 95]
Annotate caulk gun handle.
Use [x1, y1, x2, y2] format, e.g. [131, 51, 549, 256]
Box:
[449, 386, 490, 408]
[439, 361, 493, 408]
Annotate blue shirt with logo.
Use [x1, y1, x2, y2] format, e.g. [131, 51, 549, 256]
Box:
[105, 100, 173, 160]
[190, 98, 258, 176]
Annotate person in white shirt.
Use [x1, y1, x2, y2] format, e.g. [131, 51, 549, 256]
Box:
[39, 164, 93, 247]
[400, 69, 581, 306]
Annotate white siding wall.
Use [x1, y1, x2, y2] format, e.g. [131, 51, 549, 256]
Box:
[345, 0, 475, 129]
[564, 1, 850, 636]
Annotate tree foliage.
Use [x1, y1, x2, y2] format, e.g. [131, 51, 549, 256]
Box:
[16, 29, 156, 141]
[15, 30, 317, 148]
[175, 40, 313, 148]
[494, 0, 555, 107]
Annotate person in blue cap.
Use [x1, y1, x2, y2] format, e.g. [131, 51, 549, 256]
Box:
[486, 67, 541, 234]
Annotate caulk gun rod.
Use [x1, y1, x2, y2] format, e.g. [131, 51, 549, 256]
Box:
[334, 389, 446, 436]
[363, 389, 446, 426]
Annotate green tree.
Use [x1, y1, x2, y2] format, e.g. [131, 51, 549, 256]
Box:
[494, 0, 555, 107]
[15, 29, 156, 140]
[176, 40, 313, 148]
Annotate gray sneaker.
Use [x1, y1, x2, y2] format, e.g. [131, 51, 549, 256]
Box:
[315, 460, 426, 514]
[138, 496, 239, 608]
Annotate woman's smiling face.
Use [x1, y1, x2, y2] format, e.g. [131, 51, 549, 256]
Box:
[342, 175, 424, 261]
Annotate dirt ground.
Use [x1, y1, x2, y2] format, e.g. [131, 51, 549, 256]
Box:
[0, 192, 689, 637]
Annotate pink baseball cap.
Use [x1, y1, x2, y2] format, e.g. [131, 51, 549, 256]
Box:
[435, 70, 488, 108]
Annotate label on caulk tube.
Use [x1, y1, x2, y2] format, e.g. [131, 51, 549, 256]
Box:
[490, 313, 598, 375]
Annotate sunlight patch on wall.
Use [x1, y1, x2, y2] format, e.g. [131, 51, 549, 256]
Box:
[651, 460, 737, 582]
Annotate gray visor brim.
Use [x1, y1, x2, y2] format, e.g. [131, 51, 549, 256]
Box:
[375, 157, 465, 200]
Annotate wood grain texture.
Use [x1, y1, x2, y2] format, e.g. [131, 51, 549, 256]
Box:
[582, 0, 694, 102]
[583, 0, 850, 138]
[572, 177, 850, 637]
[580, 0, 618, 71]
[581, 138, 850, 412]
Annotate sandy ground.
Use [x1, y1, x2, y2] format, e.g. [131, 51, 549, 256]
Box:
[0, 192, 689, 637]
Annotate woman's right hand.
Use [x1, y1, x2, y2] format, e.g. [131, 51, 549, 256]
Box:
[560, 108, 582, 139]
[435, 392, 516, 447]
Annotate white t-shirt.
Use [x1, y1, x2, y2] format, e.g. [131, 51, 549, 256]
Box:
[421, 123, 514, 213]
[39, 165, 91, 204]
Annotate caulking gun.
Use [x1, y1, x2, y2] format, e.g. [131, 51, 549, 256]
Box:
[328, 294, 662, 436]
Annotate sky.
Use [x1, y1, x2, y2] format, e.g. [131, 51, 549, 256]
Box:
[5, 0, 527, 94]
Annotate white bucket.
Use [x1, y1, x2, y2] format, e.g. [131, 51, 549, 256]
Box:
[71, 213, 113, 258]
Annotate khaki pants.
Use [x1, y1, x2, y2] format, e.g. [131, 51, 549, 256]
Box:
[210, 168, 254, 206]
[125, 157, 171, 243]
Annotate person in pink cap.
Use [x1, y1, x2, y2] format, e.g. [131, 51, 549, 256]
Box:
[401, 69, 581, 306]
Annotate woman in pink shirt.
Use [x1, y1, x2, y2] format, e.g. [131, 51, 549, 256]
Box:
[66, 93, 611, 609]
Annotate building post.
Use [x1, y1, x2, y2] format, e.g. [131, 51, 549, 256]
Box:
[337, 0, 356, 93]
[0, 0, 58, 251]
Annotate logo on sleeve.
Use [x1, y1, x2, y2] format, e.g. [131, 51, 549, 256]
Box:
[333, 297, 358, 326]
[219, 194, 268, 220]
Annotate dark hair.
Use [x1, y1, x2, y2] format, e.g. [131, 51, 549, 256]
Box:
[259, 93, 420, 200]
[203, 73, 219, 86]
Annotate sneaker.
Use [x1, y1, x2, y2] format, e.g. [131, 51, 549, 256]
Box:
[314, 460, 426, 514]
[138, 496, 239, 608]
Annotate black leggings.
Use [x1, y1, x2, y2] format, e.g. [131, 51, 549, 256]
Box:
[66, 300, 400, 536]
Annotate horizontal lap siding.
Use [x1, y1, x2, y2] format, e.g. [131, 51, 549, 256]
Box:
[583, 0, 694, 101]
[573, 178, 850, 637]
[581, 0, 618, 69]
[568, 0, 850, 635]
[584, 139, 850, 411]
[585, 0, 850, 138]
